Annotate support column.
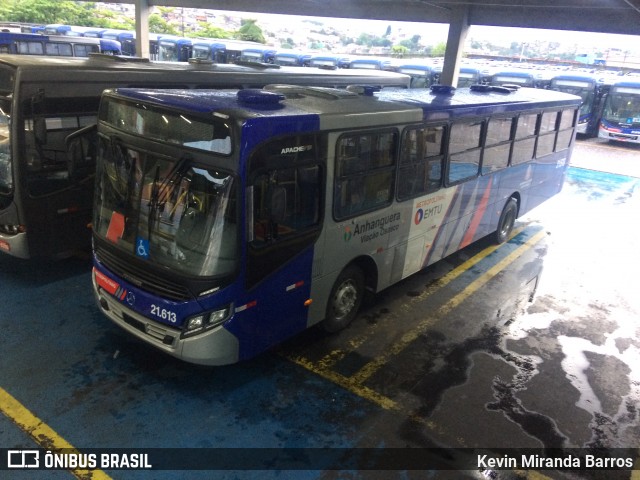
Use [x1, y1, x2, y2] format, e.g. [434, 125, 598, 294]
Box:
[440, 6, 470, 87]
[135, 0, 150, 59]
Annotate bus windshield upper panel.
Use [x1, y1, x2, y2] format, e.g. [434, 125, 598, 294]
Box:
[99, 97, 232, 155]
[95, 99, 237, 278]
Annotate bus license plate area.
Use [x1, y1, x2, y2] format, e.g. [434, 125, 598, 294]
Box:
[609, 133, 638, 141]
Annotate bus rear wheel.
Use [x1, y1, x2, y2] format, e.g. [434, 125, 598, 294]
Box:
[323, 265, 365, 333]
[494, 197, 518, 244]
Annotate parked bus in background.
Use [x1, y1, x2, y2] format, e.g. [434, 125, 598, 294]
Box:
[309, 55, 351, 69]
[82, 28, 109, 39]
[0, 32, 121, 57]
[157, 36, 192, 62]
[456, 67, 483, 87]
[191, 38, 226, 63]
[191, 39, 269, 64]
[0, 55, 410, 259]
[239, 46, 276, 64]
[82, 84, 580, 365]
[549, 74, 603, 136]
[273, 50, 311, 67]
[42, 24, 72, 35]
[490, 70, 536, 88]
[349, 57, 391, 70]
[598, 80, 640, 143]
[396, 62, 437, 88]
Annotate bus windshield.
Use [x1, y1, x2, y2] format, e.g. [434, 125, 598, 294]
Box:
[94, 100, 237, 278]
[0, 97, 11, 194]
[602, 86, 640, 126]
[552, 84, 594, 117]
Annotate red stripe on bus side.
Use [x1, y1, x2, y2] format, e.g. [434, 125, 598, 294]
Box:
[460, 177, 493, 249]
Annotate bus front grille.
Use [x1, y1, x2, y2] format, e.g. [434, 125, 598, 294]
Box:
[95, 246, 192, 301]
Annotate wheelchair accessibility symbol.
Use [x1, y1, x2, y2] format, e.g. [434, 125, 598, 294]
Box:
[136, 237, 150, 258]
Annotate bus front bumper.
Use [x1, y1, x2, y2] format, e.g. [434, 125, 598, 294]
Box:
[0, 231, 30, 259]
[93, 278, 240, 366]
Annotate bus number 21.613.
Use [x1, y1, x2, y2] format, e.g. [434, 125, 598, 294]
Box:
[150, 305, 177, 323]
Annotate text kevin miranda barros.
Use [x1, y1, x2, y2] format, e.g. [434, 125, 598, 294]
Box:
[478, 454, 634, 469]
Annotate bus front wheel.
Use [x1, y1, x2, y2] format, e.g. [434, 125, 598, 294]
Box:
[323, 265, 365, 333]
[494, 197, 518, 244]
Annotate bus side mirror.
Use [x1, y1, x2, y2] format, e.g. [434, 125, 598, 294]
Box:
[269, 186, 287, 224]
[65, 124, 97, 182]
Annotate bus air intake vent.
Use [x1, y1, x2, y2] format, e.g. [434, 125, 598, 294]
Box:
[95, 246, 191, 301]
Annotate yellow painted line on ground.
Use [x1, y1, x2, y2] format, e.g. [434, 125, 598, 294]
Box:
[288, 229, 554, 478]
[311, 226, 528, 370]
[287, 227, 546, 420]
[0, 386, 112, 480]
[350, 228, 548, 385]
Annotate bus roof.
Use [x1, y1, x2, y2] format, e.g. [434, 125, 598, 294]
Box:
[106, 85, 582, 127]
[0, 54, 411, 89]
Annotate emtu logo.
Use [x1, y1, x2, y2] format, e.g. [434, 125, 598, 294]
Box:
[343, 225, 353, 242]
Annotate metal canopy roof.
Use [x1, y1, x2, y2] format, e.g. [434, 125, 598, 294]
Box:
[136, 0, 640, 36]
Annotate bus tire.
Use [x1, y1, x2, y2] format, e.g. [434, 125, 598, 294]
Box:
[323, 265, 365, 333]
[494, 197, 518, 244]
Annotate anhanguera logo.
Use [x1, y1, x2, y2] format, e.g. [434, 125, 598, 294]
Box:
[343, 212, 401, 243]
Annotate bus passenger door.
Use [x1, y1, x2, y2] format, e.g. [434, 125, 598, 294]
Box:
[241, 164, 323, 356]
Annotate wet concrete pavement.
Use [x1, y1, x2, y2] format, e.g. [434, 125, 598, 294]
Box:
[1, 138, 639, 479]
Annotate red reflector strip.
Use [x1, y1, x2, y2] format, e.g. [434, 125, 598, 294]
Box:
[235, 300, 257, 313]
[94, 268, 127, 300]
[0, 240, 9, 251]
[286, 280, 304, 292]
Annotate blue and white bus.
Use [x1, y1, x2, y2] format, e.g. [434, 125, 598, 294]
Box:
[349, 57, 391, 70]
[490, 70, 536, 88]
[549, 74, 604, 136]
[309, 55, 351, 69]
[598, 80, 640, 143]
[157, 36, 192, 62]
[396, 62, 437, 88]
[273, 50, 311, 67]
[0, 31, 121, 57]
[191, 39, 271, 64]
[0, 55, 410, 259]
[456, 67, 483, 87]
[239, 46, 276, 64]
[85, 84, 580, 365]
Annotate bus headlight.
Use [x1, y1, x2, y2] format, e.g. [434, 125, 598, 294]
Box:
[182, 305, 231, 338]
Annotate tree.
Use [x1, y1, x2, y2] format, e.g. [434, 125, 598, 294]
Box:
[2, 0, 95, 25]
[392, 45, 409, 57]
[237, 19, 265, 43]
[431, 42, 447, 57]
[149, 14, 178, 35]
[192, 23, 233, 39]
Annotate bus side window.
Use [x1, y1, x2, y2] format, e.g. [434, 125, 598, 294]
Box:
[334, 130, 397, 219]
[536, 110, 560, 158]
[482, 116, 514, 175]
[17, 41, 43, 55]
[556, 108, 577, 151]
[398, 124, 443, 200]
[46, 43, 73, 56]
[511, 113, 538, 165]
[447, 120, 483, 185]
